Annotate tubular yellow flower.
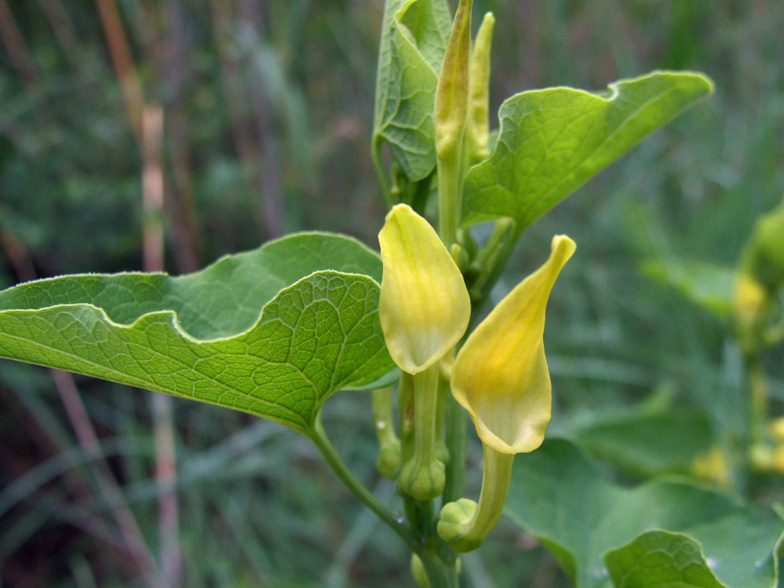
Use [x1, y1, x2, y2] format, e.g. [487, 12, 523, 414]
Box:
[379, 204, 471, 374]
[451, 235, 576, 454]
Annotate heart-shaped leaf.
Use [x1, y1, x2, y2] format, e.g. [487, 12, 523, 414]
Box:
[0, 233, 396, 436]
[605, 530, 725, 588]
[373, 0, 452, 181]
[573, 409, 714, 478]
[462, 71, 714, 236]
[504, 439, 783, 588]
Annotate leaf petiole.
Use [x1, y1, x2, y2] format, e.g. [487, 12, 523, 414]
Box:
[309, 412, 418, 551]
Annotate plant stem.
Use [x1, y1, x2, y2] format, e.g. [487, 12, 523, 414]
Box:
[439, 445, 514, 553]
[413, 365, 441, 469]
[437, 154, 461, 250]
[748, 355, 769, 445]
[372, 387, 400, 450]
[399, 372, 416, 462]
[312, 412, 460, 588]
[420, 552, 461, 588]
[310, 414, 418, 551]
[465, 446, 514, 542]
[372, 135, 394, 209]
[468, 227, 516, 329]
[444, 393, 467, 504]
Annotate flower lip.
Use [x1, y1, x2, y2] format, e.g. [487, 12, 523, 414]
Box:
[450, 235, 576, 454]
[378, 204, 471, 374]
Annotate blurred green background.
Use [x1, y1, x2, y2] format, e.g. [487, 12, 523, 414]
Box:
[0, 0, 782, 586]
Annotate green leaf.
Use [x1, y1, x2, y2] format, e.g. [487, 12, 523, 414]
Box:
[373, 0, 452, 181]
[504, 439, 784, 588]
[462, 71, 714, 236]
[573, 409, 714, 478]
[0, 233, 395, 436]
[605, 530, 726, 588]
[642, 257, 735, 318]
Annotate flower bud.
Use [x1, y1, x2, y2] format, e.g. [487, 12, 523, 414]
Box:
[397, 457, 446, 502]
[740, 197, 784, 294]
[437, 498, 481, 551]
[464, 12, 495, 167]
[435, 0, 473, 161]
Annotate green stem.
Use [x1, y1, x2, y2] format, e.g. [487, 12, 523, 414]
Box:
[419, 552, 461, 588]
[468, 225, 516, 329]
[397, 373, 434, 543]
[749, 356, 769, 445]
[372, 134, 394, 209]
[398, 365, 446, 501]
[372, 386, 400, 448]
[372, 387, 401, 479]
[310, 414, 418, 551]
[437, 154, 461, 250]
[313, 417, 459, 588]
[413, 365, 441, 467]
[466, 445, 514, 541]
[399, 372, 416, 462]
[443, 382, 466, 504]
[438, 445, 514, 553]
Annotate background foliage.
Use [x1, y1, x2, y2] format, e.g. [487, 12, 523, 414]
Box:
[0, 0, 782, 586]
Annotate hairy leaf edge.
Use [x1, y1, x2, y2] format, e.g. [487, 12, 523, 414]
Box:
[461, 70, 715, 232]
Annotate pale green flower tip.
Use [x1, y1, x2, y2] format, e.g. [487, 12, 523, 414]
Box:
[474, 13, 495, 57]
[397, 458, 446, 501]
[379, 204, 471, 374]
[375, 440, 401, 480]
[437, 498, 483, 552]
[434, 0, 473, 161]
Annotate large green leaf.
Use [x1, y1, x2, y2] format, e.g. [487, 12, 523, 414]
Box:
[573, 409, 714, 478]
[605, 530, 725, 588]
[462, 71, 714, 236]
[642, 257, 735, 319]
[373, 0, 452, 181]
[504, 439, 783, 588]
[0, 233, 396, 436]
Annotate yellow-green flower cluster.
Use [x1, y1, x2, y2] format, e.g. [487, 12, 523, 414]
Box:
[379, 204, 574, 458]
[378, 204, 575, 533]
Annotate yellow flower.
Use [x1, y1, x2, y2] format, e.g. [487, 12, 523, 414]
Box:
[691, 445, 730, 489]
[451, 235, 575, 454]
[379, 204, 471, 375]
[734, 273, 768, 327]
